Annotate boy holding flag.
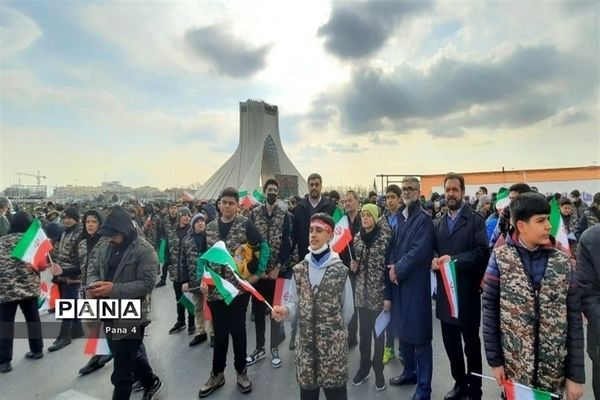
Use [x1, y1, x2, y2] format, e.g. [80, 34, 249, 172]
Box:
[482, 193, 585, 399]
[198, 187, 268, 398]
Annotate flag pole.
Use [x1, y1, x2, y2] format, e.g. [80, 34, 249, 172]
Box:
[47, 253, 55, 267]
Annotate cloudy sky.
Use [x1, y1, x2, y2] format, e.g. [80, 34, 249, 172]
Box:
[1, 0, 598, 191]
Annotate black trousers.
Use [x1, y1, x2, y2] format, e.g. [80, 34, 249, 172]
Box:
[357, 307, 384, 375]
[300, 385, 347, 400]
[440, 320, 482, 398]
[347, 273, 358, 342]
[588, 327, 600, 400]
[0, 297, 43, 363]
[209, 293, 250, 374]
[173, 281, 194, 326]
[57, 282, 83, 339]
[251, 279, 282, 350]
[107, 327, 156, 400]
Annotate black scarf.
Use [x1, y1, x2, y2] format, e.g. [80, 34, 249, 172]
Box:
[191, 231, 207, 253]
[360, 224, 380, 248]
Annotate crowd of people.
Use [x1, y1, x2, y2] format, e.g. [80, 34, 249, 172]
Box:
[0, 173, 598, 400]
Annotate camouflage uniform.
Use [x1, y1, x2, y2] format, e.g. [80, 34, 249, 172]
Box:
[251, 204, 287, 275]
[205, 215, 249, 302]
[294, 260, 349, 389]
[166, 224, 187, 283]
[582, 208, 600, 229]
[496, 244, 571, 394]
[0, 233, 40, 303]
[142, 214, 161, 250]
[77, 236, 108, 293]
[56, 224, 83, 283]
[182, 235, 207, 336]
[352, 225, 391, 311]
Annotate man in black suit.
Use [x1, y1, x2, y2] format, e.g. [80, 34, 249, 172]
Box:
[432, 173, 489, 400]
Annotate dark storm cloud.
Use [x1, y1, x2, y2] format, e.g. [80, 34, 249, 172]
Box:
[311, 44, 597, 136]
[184, 24, 272, 78]
[318, 1, 432, 59]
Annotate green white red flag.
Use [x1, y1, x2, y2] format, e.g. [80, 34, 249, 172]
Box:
[178, 292, 195, 314]
[11, 219, 52, 270]
[84, 326, 111, 356]
[503, 380, 553, 400]
[495, 188, 510, 211]
[439, 260, 459, 319]
[273, 277, 293, 306]
[331, 214, 352, 253]
[549, 198, 571, 254]
[239, 189, 265, 208]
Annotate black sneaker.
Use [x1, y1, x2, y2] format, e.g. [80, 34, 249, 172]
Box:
[169, 321, 186, 334]
[142, 376, 164, 400]
[48, 337, 72, 352]
[199, 372, 225, 398]
[132, 380, 144, 392]
[375, 373, 386, 391]
[189, 333, 207, 347]
[25, 351, 43, 360]
[188, 325, 196, 335]
[245, 348, 266, 366]
[352, 368, 370, 386]
[0, 362, 12, 373]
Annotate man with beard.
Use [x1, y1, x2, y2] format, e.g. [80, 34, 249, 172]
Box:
[247, 178, 292, 368]
[292, 173, 336, 262]
[432, 173, 489, 400]
[387, 177, 434, 400]
[87, 206, 162, 400]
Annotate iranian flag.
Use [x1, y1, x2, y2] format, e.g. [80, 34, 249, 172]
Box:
[84, 337, 111, 356]
[503, 380, 553, 400]
[201, 269, 215, 286]
[230, 272, 273, 310]
[84, 327, 111, 356]
[331, 214, 352, 253]
[11, 219, 52, 270]
[439, 260, 459, 319]
[549, 198, 571, 254]
[200, 241, 240, 275]
[206, 266, 239, 305]
[203, 298, 212, 321]
[239, 189, 265, 208]
[157, 239, 167, 265]
[178, 292, 195, 314]
[273, 277, 293, 306]
[38, 281, 50, 311]
[495, 188, 510, 211]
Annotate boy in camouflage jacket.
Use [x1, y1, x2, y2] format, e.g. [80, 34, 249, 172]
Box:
[482, 193, 585, 399]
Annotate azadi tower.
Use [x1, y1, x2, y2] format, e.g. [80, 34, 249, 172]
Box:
[196, 100, 308, 200]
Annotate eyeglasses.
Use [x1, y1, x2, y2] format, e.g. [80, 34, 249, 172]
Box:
[401, 187, 418, 192]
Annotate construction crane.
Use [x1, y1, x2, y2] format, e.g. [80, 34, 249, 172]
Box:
[15, 171, 46, 185]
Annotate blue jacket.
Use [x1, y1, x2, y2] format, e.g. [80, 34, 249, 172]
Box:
[386, 201, 434, 345]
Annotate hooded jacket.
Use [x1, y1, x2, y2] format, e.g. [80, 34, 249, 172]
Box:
[87, 206, 157, 339]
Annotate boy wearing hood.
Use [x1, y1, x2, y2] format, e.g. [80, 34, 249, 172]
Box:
[272, 213, 354, 400]
[86, 206, 162, 400]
